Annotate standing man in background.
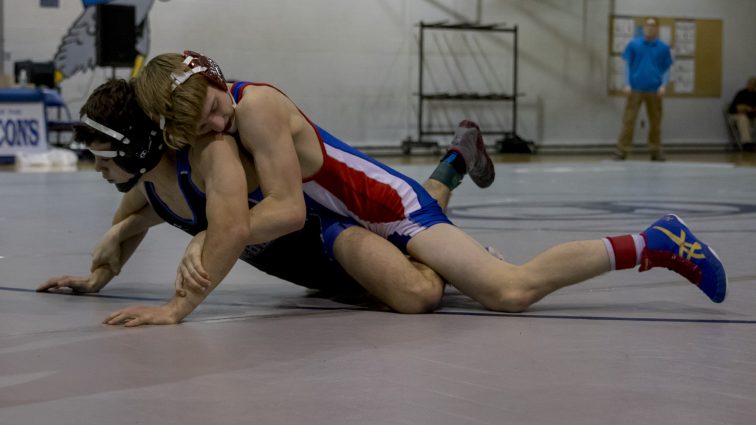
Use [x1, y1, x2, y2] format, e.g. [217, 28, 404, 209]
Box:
[615, 17, 673, 161]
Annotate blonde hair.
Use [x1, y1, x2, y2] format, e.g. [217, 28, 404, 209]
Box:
[134, 53, 209, 149]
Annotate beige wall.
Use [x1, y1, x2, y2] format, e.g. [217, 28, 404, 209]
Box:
[2, 0, 755, 147]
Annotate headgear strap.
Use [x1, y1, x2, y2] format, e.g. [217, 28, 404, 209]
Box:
[169, 50, 228, 92]
[80, 113, 165, 192]
[82, 114, 128, 159]
[162, 50, 231, 132]
[170, 57, 206, 91]
[81, 115, 130, 146]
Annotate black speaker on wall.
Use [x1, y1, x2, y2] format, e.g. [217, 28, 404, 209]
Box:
[95, 4, 137, 68]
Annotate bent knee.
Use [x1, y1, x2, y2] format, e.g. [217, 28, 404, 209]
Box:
[392, 280, 443, 314]
[483, 289, 536, 313]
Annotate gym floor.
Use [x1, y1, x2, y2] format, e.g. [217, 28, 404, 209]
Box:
[1, 152, 755, 425]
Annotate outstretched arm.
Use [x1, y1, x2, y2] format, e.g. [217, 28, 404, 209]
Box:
[38, 186, 159, 293]
[90, 203, 163, 275]
[104, 135, 251, 326]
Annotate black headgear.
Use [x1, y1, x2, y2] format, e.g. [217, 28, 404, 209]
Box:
[82, 113, 165, 193]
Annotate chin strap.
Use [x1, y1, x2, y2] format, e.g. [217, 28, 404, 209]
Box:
[115, 176, 142, 193]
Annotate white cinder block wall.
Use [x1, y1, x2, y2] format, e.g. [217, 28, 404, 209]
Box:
[2, 0, 755, 148]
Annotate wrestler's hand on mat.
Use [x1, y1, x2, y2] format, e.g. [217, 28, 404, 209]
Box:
[91, 230, 123, 275]
[176, 231, 211, 296]
[103, 304, 179, 327]
[37, 266, 114, 294]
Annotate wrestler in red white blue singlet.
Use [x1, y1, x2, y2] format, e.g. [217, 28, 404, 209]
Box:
[231, 82, 453, 256]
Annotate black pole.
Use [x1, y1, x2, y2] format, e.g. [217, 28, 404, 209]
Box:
[417, 22, 425, 143]
[512, 25, 518, 136]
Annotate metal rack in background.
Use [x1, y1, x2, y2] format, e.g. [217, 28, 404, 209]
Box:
[402, 21, 534, 154]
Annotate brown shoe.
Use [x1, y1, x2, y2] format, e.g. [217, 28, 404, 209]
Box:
[448, 120, 495, 188]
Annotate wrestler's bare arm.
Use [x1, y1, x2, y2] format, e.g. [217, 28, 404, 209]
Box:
[38, 187, 162, 293]
[92, 202, 163, 275]
[234, 88, 307, 244]
[104, 135, 251, 325]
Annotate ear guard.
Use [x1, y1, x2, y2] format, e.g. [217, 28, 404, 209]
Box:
[82, 114, 165, 193]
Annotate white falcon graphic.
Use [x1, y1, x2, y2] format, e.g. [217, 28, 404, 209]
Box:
[53, 0, 169, 83]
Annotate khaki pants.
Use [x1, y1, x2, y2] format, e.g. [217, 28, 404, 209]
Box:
[617, 91, 663, 156]
[732, 113, 754, 143]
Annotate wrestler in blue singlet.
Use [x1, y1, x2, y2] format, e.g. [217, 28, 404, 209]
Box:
[143, 147, 362, 292]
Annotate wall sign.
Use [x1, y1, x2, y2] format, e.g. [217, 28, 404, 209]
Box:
[0, 101, 49, 155]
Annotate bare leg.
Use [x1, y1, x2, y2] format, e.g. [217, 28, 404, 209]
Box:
[332, 226, 444, 314]
[406, 224, 610, 312]
[327, 124, 493, 313]
[423, 179, 452, 211]
[325, 167, 472, 313]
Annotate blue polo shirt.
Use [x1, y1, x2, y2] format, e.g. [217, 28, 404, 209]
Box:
[623, 37, 673, 92]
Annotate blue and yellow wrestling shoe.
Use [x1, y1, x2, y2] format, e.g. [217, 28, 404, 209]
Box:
[640, 214, 727, 303]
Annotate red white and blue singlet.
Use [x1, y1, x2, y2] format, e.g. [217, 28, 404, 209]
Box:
[231, 82, 453, 256]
